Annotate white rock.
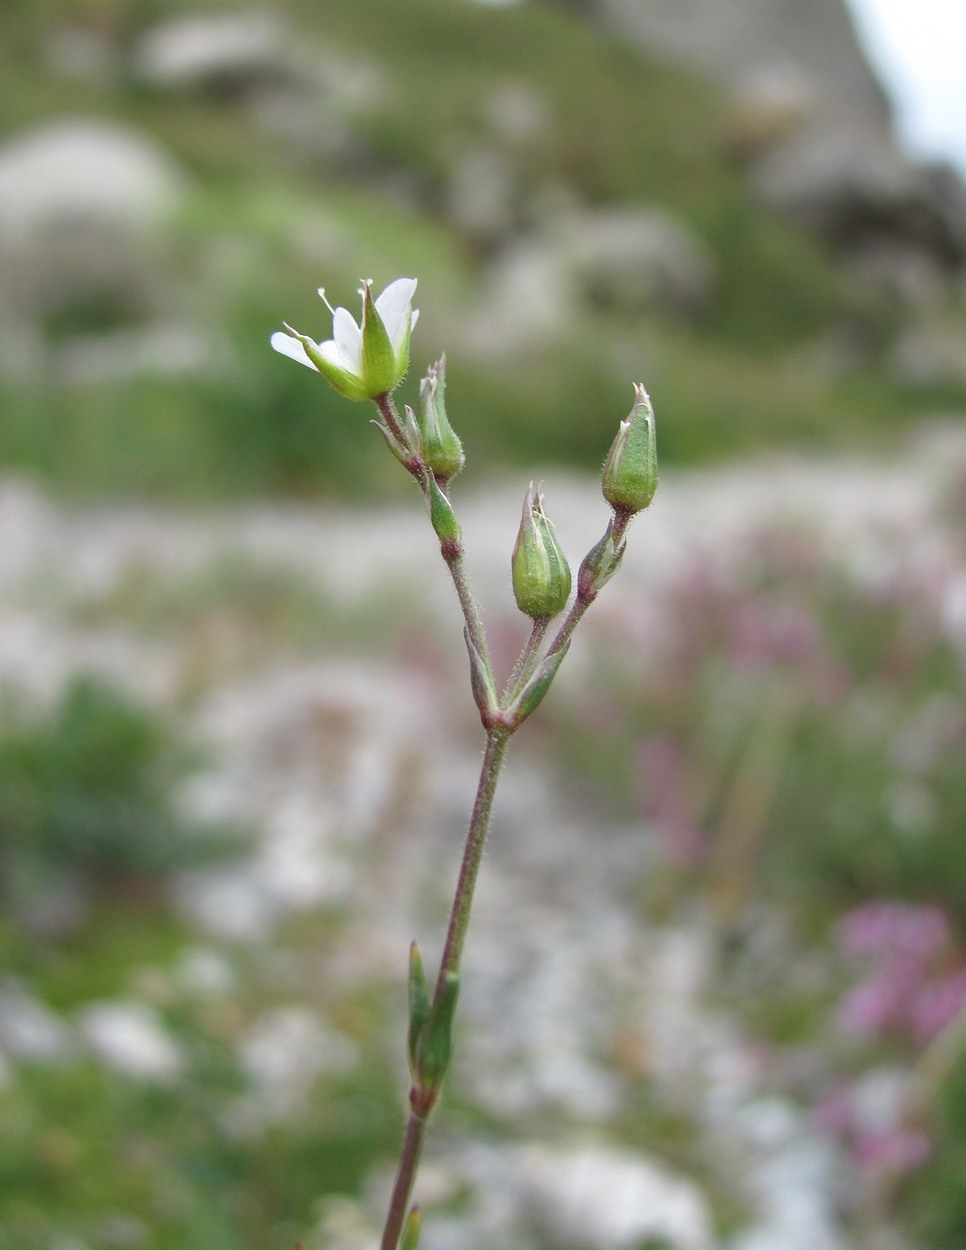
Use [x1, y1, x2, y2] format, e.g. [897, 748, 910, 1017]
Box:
[517, 1143, 714, 1250]
[0, 981, 73, 1061]
[0, 118, 188, 238]
[78, 1000, 182, 1082]
[133, 11, 295, 90]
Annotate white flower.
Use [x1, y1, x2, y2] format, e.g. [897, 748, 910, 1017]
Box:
[270, 277, 418, 400]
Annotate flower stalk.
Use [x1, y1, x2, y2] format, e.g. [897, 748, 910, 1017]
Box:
[271, 282, 658, 1250]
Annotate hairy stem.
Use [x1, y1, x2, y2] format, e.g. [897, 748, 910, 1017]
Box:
[373, 390, 411, 452]
[443, 545, 494, 681]
[379, 726, 511, 1249]
[379, 1111, 428, 1250]
[503, 616, 550, 704]
[436, 727, 510, 987]
[545, 509, 632, 661]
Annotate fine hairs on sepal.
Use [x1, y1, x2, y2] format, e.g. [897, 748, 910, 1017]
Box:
[272, 274, 657, 1250]
[511, 483, 572, 620]
[601, 382, 658, 515]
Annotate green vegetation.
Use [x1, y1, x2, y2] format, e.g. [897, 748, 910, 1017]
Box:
[0, 0, 960, 498]
[0, 676, 239, 908]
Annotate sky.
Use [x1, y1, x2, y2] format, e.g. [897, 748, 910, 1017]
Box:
[843, 0, 966, 174]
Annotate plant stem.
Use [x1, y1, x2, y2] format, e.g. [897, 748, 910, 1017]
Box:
[379, 1111, 428, 1250]
[374, 391, 494, 681]
[379, 725, 510, 1249]
[545, 509, 632, 662]
[443, 544, 494, 680]
[503, 616, 550, 703]
[436, 726, 510, 987]
[373, 391, 411, 451]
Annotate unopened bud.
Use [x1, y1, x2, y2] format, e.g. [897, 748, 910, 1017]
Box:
[511, 484, 572, 620]
[407, 942, 431, 1084]
[464, 627, 498, 726]
[416, 357, 464, 482]
[426, 473, 461, 546]
[578, 527, 625, 600]
[412, 973, 459, 1097]
[505, 644, 570, 728]
[601, 384, 658, 515]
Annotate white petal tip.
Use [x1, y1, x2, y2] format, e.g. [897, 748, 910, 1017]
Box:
[270, 330, 318, 370]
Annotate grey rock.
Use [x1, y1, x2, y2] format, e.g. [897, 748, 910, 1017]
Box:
[565, 206, 715, 317]
[754, 129, 966, 269]
[446, 145, 522, 245]
[0, 118, 188, 240]
[133, 12, 386, 171]
[0, 119, 190, 364]
[562, 0, 891, 137]
[407, 1140, 714, 1250]
[0, 981, 73, 1061]
[893, 319, 966, 387]
[55, 323, 226, 384]
[132, 10, 299, 93]
[463, 204, 714, 357]
[516, 1142, 715, 1250]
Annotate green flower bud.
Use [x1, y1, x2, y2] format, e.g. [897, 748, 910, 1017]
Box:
[416, 357, 464, 482]
[601, 384, 658, 515]
[426, 473, 461, 546]
[407, 942, 431, 1084]
[577, 526, 625, 600]
[464, 627, 498, 727]
[412, 973, 459, 1097]
[505, 644, 570, 729]
[511, 484, 572, 620]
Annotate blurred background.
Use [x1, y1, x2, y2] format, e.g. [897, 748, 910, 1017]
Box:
[1, 0, 965, 1247]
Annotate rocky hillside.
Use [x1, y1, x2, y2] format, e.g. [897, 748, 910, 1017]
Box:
[0, 0, 963, 498]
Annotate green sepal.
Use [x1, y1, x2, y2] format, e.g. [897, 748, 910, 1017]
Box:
[506, 644, 570, 728]
[284, 325, 369, 401]
[407, 941, 432, 1082]
[578, 529, 626, 598]
[417, 358, 464, 481]
[360, 283, 399, 397]
[414, 972, 460, 1094]
[371, 419, 413, 466]
[464, 627, 498, 724]
[601, 384, 658, 514]
[511, 484, 572, 620]
[400, 1205, 421, 1250]
[426, 473, 461, 545]
[403, 404, 423, 456]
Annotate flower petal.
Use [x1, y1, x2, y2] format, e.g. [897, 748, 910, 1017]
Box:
[375, 278, 418, 349]
[332, 306, 364, 373]
[270, 330, 319, 371]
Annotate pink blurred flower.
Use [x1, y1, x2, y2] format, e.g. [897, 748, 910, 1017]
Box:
[837, 973, 907, 1037]
[911, 969, 966, 1044]
[853, 1128, 932, 1175]
[837, 901, 950, 964]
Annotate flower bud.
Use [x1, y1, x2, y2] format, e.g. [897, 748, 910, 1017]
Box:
[577, 527, 625, 600]
[601, 384, 658, 515]
[407, 941, 431, 1084]
[511, 484, 572, 620]
[416, 358, 464, 482]
[412, 973, 459, 1097]
[426, 473, 461, 546]
[504, 644, 570, 729]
